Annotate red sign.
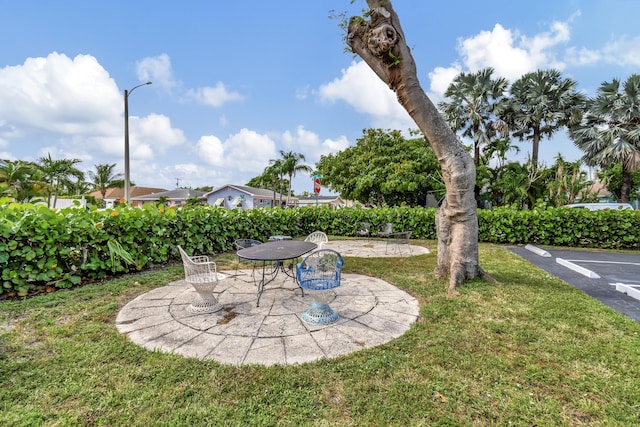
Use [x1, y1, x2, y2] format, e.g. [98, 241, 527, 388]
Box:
[313, 177, 321, 194]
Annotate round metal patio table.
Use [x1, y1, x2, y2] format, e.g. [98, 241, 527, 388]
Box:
[237, 240, 317, 306]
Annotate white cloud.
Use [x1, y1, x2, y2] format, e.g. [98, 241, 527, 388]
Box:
[282, 125, 320, 152]
[137, 53, 244, 108]
[295, 85, 310, 100]
[136, 54, 178, 91]
[187, 82, 243, 107]
[195, 128, 277, 174]
[175, 163, 201, 176]
[599, 35, 640, 67]
[0, 51, 186, 168]
[134, 113, 185, 154]
[322, 135, 350, 154]
[564, 47, 602, 66]
[430, 18, 576, 98]
[281, 125, 349, 162]
[0, 52, 120, 136]
[188, 126, 348, 190]
[0, 52, 148, 164]
[195, 135, 225, 167]
[459, 24, 540, 81]
[318, 61, 413, 130]
[428, 65, 462, 102]
[172, 163, 236, 189]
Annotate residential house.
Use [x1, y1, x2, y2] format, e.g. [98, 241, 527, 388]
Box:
[89, 186, 167, 208]
[204, 184, 295, 209]
[297, 195, 349, 209]
[586, 181, 639, 209]
[131, 188, 207, 207]
[53, 197, 87, 209]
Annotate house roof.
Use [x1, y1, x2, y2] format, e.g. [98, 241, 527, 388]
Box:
[204, 184, 295, 201]
[298, 195, 344, 202]
[89, 186, 167, 200]
[589, 181, 612, 198]
[132, 188, 206, 201]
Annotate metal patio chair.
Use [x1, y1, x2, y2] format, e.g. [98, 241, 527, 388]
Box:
[304, 231, 329, 250]
[296, 249, 344, 325]
[177, 245, 226, 314]
[233, 239, 263, 280]
[356, 222, 371, 237]
[385, 230, 413, 255]
[377, 222, 394, 238]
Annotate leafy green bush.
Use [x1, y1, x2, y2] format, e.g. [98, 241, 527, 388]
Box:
[1, 202, 638, 295]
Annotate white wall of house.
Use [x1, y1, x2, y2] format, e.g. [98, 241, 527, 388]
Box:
[206, 188, 253, 209]
[53, 197, 87, 209]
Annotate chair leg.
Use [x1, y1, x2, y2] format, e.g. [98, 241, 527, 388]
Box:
[301, 291, 339, 325]
[188, 283, 223, 313]
[234, 257, 240, 280]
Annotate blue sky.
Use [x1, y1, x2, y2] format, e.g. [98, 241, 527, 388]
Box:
[1, 1, 640, 194]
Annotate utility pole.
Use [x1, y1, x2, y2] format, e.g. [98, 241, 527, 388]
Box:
[124, 81, 152, 204]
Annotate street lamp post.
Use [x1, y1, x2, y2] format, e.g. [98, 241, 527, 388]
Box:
[124, 81, 152, 204]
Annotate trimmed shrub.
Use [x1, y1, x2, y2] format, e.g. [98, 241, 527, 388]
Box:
[1, 203, 638, 295]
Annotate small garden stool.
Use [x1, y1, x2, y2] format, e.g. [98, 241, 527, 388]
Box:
[296, 249, 344, 325]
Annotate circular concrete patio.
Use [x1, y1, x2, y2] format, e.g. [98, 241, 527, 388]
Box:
[324, 239, 429, 257]
[115, 239, 429, 366]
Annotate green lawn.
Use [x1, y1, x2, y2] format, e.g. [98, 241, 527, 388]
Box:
[1, 242, 639, 426]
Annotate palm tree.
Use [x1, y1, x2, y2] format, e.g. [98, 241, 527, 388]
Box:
[64, 179, 93, 196]
[439, 67, 509, 167]
[267, 158, 285, 206]
[505, 69, 586, 167]
[483, 138, 520, 170]
[546, 154, 593, 207]
[0, 159, 45, 202]
[38, 154, 85, 208]
[596, 163, 640, 203]
[491, 161, 542, 209]
[569, 74, 640, 203]
[262, 163, 282, 207]
[87, 163, 122, 199]
[278, 150, 312, 206]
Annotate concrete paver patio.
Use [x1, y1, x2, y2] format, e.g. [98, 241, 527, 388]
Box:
[116, 239, 430, 366]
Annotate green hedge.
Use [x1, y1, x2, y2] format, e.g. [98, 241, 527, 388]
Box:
[1, 203, 638, 295]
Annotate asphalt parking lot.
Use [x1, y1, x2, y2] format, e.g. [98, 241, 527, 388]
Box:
[508, 245, 640, 323]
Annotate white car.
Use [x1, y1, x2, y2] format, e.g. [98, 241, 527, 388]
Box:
[563, 203, 634, 210]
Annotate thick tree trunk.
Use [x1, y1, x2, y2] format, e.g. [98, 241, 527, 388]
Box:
[621, 163, 631, 203]
[532, 127, 541, 167]
[348, 0, 480, 289]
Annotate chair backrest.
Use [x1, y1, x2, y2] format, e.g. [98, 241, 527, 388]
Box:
[296, 249, 344, 291]
[177, 245, 218, 284]
[380, 223, 393, 234]
[304, 231, 328, 249]
[177, 245, 192, 265]
[357, 222, 371, 235]
[234, 239, 262, 250]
